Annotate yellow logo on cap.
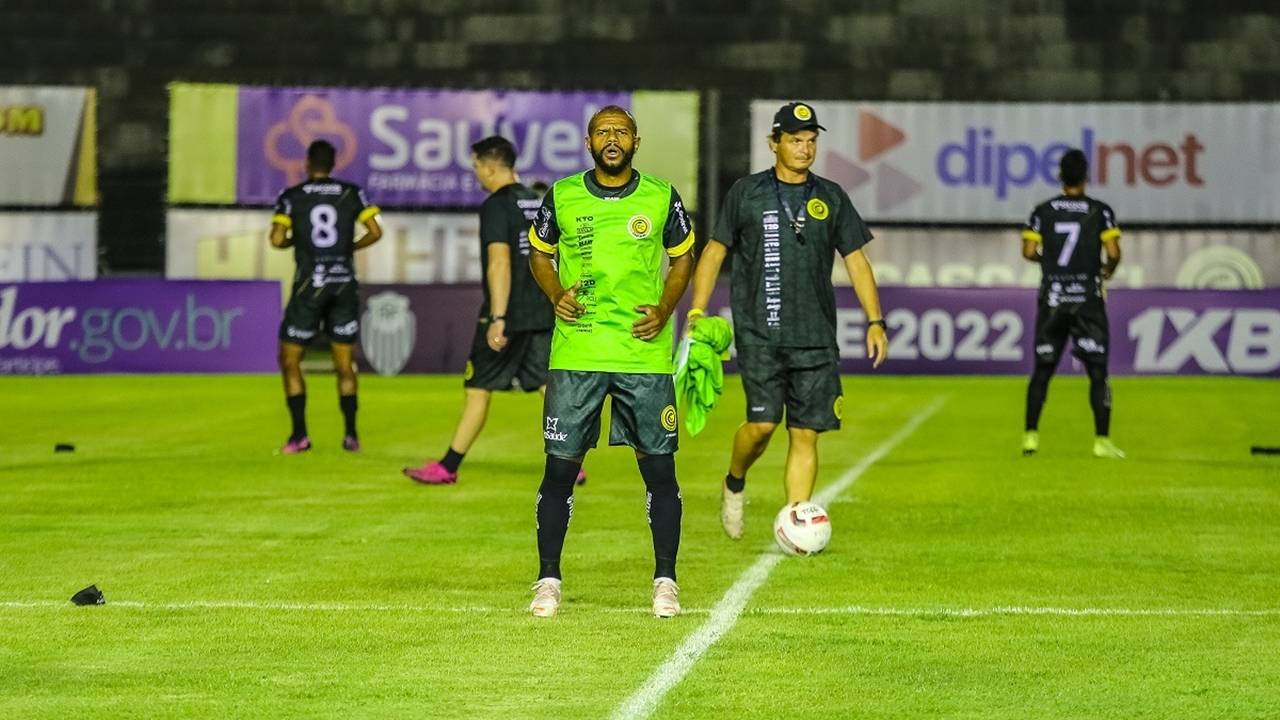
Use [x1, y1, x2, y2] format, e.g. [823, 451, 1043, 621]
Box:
[807, 198, 829, 221]
[628, 214, 652, 239]
[793, 104, 813, 121]
[661, 404, 678, 432]
[833, 395, 844, 420]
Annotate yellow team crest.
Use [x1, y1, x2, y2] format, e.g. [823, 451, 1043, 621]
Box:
[793, 104, 813, 121]
[807, 197, 829, 221]
[628, 214, 652, 239]
[661, 404, 678, 432]
[833, 395, 845, 420]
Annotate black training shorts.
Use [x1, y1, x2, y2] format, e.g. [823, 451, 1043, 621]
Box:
[542, 370, 678, 458]
[464, 323, 551, 392]
[279, 280, 360, 345]
[738, 345, 844, 432]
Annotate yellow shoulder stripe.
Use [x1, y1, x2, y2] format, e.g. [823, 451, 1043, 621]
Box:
[1021, 229, 1042, 243]
[1101, 227, 1122, 241]
[529, 225, 557, 254]
[272, 213, 292, 228]
[357, 206, 381, 223]
[666, 232, 695, 258]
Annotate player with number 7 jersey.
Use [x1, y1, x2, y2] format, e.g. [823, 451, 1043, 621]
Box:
[270, 140, 383, 456]
[1019, 148, 1124, 460]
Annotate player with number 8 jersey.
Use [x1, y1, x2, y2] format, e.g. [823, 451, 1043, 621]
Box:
[270, 140, 383, 455]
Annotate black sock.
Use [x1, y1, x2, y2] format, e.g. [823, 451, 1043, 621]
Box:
[535, 455, 581, 580]
[1025, 364, 1055, 431]
[286, 393, 307, 440]
[639, 454, 682, 582]
[441, 447, 465, 473]
[1086, 362, 1112, 436]
[339, 394, 357, 438]
[725, 472, 745, 493]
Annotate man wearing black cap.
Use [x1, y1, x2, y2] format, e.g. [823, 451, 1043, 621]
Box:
[687, 101, 888, 541]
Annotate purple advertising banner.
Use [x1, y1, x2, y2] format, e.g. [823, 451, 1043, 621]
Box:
[237, 87, 629, 207]
[355, 284, 1280, 377]
[0, 280, 280, 374]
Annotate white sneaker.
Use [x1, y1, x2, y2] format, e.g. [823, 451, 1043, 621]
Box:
[721, 483, 745, 540]
[652, 577, 680, 618]
[530, 578, 561, 618]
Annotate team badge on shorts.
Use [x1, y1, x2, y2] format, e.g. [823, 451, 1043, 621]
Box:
[661, 404, 678, 432]
[833, 395, 844, 420]
[793, 104, 813, 121]
[806, 198, 829, 221]
[464, 361, 475, 380]
[628, 214, 653, 239]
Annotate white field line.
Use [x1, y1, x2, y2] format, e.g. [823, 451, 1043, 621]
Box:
[2, 601, 1277, 618]
[609, 397, 947, 720]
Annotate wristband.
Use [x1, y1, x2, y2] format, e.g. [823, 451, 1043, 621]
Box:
[686, 308, 705, 321]
[490, 315, 505, 322]
[868, 318, 887, 329]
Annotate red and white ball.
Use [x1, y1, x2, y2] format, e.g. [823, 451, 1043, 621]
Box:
[772, 501, 832, 556]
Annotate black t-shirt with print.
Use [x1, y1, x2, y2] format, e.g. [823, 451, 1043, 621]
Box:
[712, 169, 872, 349]
[478, 183, 554, 332]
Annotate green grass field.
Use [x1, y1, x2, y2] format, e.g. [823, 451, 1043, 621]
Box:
[2, 374, 1278, 719]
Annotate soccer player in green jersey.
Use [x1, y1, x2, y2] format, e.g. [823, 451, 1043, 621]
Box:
[1020, 149, 1125, 459]
[526, 106, 695, 617]
[270, 140, 382, 454]
[688, 102, 889, 540]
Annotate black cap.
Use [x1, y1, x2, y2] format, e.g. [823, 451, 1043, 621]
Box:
[772, 102, 826, 135]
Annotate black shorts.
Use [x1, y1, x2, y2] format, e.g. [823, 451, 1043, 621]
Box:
[1033, 298, 1109, 366]
[279, 280, 360, 345]
[542, 370, 678, 458]
[464, 323, 551, 392]
[738, 345, 843, 432]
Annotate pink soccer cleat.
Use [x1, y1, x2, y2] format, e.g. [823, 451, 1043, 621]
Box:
[342, 436, 361, 452]
[403, 460, 458, 485]
[279, 437, 312, 455]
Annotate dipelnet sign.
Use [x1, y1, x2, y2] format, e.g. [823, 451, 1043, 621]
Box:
[749, 101, 1280, 222]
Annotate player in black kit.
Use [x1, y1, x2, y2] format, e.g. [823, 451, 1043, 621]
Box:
[403, 136, 573, 485]
[270, 140, 382, 454]
[1020, 149, 1125, 459]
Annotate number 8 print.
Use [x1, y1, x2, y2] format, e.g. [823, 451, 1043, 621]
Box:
[311, 204, 338, 248]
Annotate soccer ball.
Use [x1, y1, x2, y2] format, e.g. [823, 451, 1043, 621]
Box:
[772, 501, 832, 556]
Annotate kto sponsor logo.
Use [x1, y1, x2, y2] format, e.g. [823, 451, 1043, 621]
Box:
[0, 287, 244, 365]
[937, 127, 1206, 199]
[1128, 307, 1280, 373]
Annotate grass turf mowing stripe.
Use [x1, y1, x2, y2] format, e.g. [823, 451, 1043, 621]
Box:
[610, 397, 946, 720]
[5, 601, 1277, 617]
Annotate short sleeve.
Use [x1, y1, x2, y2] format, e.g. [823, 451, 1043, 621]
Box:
[662, 187, 695, 257]
[711, 181, 742, 249]
[272, 191, 292, 228]
[1022, 208, 1043, 243]
[1100, 203, 1121, 241]
[833, 190, 873, 257]
[355, 187, 380, 224]
[478, 194, 508, 246]
[529, 186, 560, 254]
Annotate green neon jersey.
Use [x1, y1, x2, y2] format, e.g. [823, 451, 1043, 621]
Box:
[530, 170, 695, 373]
